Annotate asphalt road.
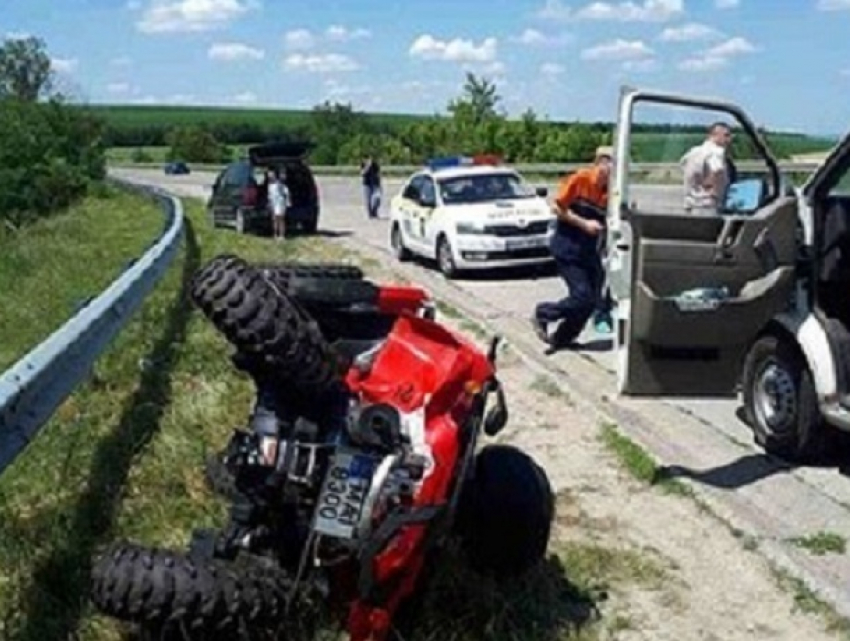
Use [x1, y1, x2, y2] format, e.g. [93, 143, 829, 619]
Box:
[114, 167, 850, 619]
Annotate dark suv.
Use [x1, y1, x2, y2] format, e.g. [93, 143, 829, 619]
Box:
[207, 142, 320, 235]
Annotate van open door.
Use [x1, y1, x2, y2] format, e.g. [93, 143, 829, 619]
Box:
[606, 87, 800, 397]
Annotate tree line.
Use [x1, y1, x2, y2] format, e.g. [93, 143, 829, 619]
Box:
[133, 74, 831, 167]
[0, 36, 105, 228]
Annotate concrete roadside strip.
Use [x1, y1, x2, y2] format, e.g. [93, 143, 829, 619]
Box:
[331, 232, 850, 630]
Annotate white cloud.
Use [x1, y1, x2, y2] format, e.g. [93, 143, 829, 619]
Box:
[325, 25, 371, 41]
[581, 38, 653, 60]
[284, 28, 315, 50]
[409, 34, 498, 62]
[233, 91, 257, 103]
[540, 62, 565, 76]
[715, 0, 739, 7]
[5, 31, 31, 39]
[511, 28, 571, 47]
[705, 36, 756, 56]
[817, 0, 850, 8]
[677, 36, 757, 71]
[51, 57, 78, 73]
[537, 0, 683, 22]
[283, 52, 360, 73]
[208, 42, 264, 61]
[658, 22, 722, 42]
[136, 0, 256, 34]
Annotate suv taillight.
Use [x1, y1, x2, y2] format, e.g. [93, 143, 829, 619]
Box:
[243, 184, 258, 206]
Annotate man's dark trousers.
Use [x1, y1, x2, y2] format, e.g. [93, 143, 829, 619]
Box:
[535, 252, 603, 346]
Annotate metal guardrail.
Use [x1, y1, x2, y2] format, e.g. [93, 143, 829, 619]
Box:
[0, 179, 184, 475]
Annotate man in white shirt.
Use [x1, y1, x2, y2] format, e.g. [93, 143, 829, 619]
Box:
[680, 122, 733, 215]
[268, 168, 290, 240]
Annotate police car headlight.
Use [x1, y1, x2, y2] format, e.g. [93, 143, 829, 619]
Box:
[456, 222, 485, 235]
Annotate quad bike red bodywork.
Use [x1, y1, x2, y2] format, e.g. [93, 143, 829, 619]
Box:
[343, 313, 495, 640]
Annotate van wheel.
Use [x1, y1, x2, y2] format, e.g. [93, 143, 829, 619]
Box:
[436, 236, 458, 279]
[391, 224, 411, 261]
[743, 335, 828, 462]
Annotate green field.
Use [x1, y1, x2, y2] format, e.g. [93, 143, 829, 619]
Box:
[86, 104, 423, 132]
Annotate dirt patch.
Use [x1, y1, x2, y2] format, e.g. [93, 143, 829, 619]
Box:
[490, 346, 845, 641]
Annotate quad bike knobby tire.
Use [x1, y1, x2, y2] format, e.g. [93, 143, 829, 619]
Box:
[254, 261, 379, 309]
[455, 444, 554, 577]
[189, 254, 342, 396]
[90, 543, 291, 640]
[254, 261, 364, 294]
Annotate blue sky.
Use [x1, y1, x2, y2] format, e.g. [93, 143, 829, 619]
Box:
[3, 0, 849, 135]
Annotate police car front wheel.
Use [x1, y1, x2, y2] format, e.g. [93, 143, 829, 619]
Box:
[437, 236, 459, 279]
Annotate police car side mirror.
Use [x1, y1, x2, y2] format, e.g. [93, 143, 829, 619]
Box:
[536, 186, 548, 197]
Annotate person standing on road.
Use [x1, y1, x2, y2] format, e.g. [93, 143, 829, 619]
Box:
[680, 122, 733, 215]
[531, 146, 612, 348]
[268, 168, 290, 241]
[360, 155, 382, 219]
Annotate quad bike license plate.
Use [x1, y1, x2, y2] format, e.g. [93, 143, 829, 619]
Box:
[313, 449, 377, 540]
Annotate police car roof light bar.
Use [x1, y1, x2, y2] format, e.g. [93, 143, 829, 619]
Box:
[426, 154, 502, 170]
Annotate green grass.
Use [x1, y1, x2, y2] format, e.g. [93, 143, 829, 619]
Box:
[788, 531, 848, 556]
[771, 569, 850, 637]
[598, 423, 692, 497]
[0, 185, 164, 371]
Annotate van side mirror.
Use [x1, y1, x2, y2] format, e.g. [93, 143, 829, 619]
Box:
[536, 186, 548, 197]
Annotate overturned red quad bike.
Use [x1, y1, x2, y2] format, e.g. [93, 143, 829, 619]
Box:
[89, 255, 554, 640]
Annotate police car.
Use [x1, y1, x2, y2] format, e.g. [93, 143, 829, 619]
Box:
[389, 155, 554, 278]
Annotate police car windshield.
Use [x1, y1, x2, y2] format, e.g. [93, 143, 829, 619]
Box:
[438, 172, 534, 204]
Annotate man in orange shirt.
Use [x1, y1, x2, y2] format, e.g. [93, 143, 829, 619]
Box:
[532, 146, 612, 347]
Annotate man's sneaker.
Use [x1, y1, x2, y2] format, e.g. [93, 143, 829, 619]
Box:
[530, 316, 550, 344]
[595, 318, 613, 334]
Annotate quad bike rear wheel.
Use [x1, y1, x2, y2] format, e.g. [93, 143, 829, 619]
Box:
[189, 254, 342, 396]
[455, 444, 554, 577]
[90, 543, 292, 640]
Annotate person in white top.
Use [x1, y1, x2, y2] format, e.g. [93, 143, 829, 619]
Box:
[680, 122, 733, 215]
[267, 168, 290, 240]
